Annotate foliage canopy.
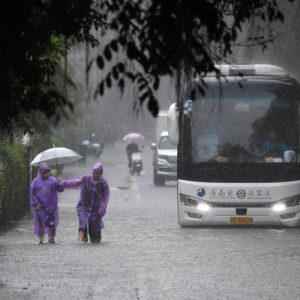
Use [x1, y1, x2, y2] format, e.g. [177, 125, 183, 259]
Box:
[0, 0, 103, 130]
[0, 0, 293, 130]
[96, 0, 293, 115]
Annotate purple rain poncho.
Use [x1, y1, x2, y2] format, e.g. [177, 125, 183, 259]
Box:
[30, 163, 64, 236]
[62, 162, 110, 231]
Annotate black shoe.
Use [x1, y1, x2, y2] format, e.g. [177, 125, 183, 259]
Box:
[48, 238, 55, 244]
[83, 231, 88, 243]
[89, 231, 101, 243]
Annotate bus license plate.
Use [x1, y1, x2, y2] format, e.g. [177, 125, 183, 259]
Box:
[230, 216, 253, 225]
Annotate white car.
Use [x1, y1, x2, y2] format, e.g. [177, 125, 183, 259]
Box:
[151, 131, 177, 186]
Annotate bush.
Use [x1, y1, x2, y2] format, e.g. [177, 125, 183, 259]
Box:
[0, 142, 29, 228]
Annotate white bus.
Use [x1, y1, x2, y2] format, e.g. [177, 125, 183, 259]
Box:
[168, 64, 300, 227]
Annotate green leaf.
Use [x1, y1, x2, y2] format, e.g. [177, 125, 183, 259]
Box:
[112, 67, 119, 80]
[104, 46, 112, 60]
[147, 94, 159, 117]
[110, 40, 118, 52]
[98, 82, 104, 95]
[106, 75, 112, 88]
[96, 56, 104, 69]
[118, 79, 125, 94]
[153, 76, 160, 90]
[118, 63, 125, 73]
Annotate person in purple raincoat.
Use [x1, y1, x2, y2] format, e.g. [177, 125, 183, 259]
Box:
[62, 162, 110, 243]
[30, 163, 64, 244]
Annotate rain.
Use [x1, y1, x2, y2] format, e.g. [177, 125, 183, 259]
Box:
[1, 2, 300, 300]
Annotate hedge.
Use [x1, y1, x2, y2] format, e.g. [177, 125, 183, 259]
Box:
[0, 142, 30, 228]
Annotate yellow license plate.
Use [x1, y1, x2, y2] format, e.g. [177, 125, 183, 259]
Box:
[230, 216, 253, 224]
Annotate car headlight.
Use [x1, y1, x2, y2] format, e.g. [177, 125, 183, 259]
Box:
[272, 203, 286, 212]
[157, 155, 169, 165]
[158, 159, 167, 165]
[158, 155, 168, 160]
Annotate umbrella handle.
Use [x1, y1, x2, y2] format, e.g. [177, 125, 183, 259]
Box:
[52, 144, 59, 176]
[55, 159, 59, 176]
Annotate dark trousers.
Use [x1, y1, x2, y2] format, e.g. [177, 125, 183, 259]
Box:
[81, 219, 102, 243]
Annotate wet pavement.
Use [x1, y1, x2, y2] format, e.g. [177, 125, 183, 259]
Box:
[1, 142, 300, 300]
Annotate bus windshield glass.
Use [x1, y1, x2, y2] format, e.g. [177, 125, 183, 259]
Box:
[188, 78, 300, 164]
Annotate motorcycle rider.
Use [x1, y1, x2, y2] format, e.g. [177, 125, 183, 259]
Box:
[126, 143, 140, 168]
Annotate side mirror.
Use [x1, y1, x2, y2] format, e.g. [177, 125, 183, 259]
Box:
[167, 103, 179, 144]
[151, 142, 157, 150]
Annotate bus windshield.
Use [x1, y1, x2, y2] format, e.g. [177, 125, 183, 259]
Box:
[188, 78, 300, 163]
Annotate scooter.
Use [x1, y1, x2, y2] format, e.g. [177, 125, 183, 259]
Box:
[130, 152, 143, 175]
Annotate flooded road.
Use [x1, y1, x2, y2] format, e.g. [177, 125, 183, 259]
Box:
[0, 141, 300, 299]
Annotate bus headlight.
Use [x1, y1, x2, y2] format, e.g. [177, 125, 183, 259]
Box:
[179, 194, 210, 211]
[272, 203, 286, 212]
[180, 194, 198, 206]
[285, 195, 300, 207]
[197, 202, 210, 212]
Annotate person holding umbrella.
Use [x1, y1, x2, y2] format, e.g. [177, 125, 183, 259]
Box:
[61, 162, 110, 243]
[123, 132, 144, 168]
[30, 163, 64, 244]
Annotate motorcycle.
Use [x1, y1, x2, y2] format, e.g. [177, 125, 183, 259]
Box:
[130, 151, 143, 175]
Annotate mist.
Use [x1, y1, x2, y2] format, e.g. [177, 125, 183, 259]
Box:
[235, 2, 300, 80]
[56, 1, 300, 152]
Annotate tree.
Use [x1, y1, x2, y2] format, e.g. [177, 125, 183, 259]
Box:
[96, 0, 294, 115]
[0, 0, 294, 130]
[0, 0, 104, 130]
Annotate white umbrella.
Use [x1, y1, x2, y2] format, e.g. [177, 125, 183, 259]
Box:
[30, 147, 82, 167]
[123, 132, 145, 144]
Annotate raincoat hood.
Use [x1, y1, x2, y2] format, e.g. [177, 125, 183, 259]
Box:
[92, 162, 103, 181]
[38, 163, 51, 176]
